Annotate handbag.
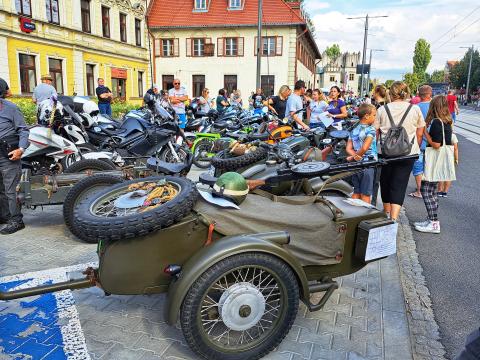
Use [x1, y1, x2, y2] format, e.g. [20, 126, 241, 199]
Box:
[423, 119, 456, 182]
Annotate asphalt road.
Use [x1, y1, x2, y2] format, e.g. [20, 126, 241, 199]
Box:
[403, 107, 480, 359]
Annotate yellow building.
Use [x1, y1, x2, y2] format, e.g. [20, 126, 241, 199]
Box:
[0, 0, 151, 104]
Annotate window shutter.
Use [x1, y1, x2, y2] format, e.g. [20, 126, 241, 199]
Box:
[154, 39, 161, 57]
[254, 36, 258, 56]
[206, 37, 212, 44]
[186, 38, 192, 57]
[217, 37, 224, 56]
[238, 37, 244, 56]
[174, 38, 179, 57]
[275, 36, 283, 56]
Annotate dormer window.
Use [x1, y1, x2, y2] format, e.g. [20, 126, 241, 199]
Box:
[194, 0, 207, 10]
[228, 0, 242, 9]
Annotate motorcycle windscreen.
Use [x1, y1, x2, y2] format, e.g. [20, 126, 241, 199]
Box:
[155, 102, 173, 120]
[194, 194, 346, 266]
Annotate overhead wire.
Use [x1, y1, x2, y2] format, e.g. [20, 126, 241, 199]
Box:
[430, 5, 480, 45]
[432, 17, 480, 51]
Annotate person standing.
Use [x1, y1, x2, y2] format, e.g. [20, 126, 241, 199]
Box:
[372, 84, 389, 109]
[168, 79, 189, 129]
[231, 89, 243, 107]
[264, 85, 291, 119]
[0, 78, 30, 235]
[307, 89, 328, 128]
[326, 86, 348, 123]
[364, 94, 372, 104]
[250, 88, 265, 109]
[447, 90, 459, 122]
[198, 88, 213, 113]
[374, 81, 425, 221]
[96, 78, 113, 116]
[32, 74, 57, 104]
[216, 89, 229, 113]
[285, 80, 309, 130]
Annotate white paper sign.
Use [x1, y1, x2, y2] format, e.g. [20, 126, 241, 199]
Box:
[319, 112, 334, 128]
[364, 222, 398, 261]
[343, 198, 376, 209]
[198, 190, 240, 209]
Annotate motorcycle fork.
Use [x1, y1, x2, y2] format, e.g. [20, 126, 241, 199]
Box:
[167, 141, 181, 162]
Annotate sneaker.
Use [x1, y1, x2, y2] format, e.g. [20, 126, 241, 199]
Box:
[442, 192, 448, 198]
[413, 219, 430, 227]
[0, 221, 25, 235]
[415, 220, 440, 234]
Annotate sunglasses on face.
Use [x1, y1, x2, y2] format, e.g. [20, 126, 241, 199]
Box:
[174, 82, 180, 85]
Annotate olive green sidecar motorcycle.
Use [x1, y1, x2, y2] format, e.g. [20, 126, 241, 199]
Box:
[0, 158, 407, 360]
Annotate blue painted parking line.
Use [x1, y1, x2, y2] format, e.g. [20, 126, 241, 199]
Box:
[0, 263, 96, 359]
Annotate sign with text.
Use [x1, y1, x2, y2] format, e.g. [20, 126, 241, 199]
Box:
[19, 17, 35, 33]
[111, 68, 127, 79]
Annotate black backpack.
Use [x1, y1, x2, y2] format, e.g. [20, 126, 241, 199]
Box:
[381, 104, 414, 158]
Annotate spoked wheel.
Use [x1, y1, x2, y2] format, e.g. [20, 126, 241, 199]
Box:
[160, 146, 190, 164]
[181, 253, 299, 360]
[73, 176, 198, 241]
[193, 138, 216, 169]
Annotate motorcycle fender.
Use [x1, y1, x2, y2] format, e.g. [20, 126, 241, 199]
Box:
[82, 152, 111, 161]
[307, 177, 353, 196]
[164, 234, 310, 325]
[194, 133, 221, 140]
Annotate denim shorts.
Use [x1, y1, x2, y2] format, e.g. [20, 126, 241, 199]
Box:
[177, 113, 187, 129]
[412, 151, 424, 176]
[351, 168, 375, 196]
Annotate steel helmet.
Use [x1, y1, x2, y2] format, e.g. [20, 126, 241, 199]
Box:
[213, 172, 249, 205]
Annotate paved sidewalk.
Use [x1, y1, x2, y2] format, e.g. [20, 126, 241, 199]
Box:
[0, 203, 417, 360]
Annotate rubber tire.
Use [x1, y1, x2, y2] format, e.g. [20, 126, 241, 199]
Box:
[159, 146, 190, 164]
[180, 253, 299, 360]
[210, 146, 268, 172]
[193, 138, 216, 169]
[64, 159, 116, 173]
[61, 143, 98, 169]
[63, 174, 123, 243]
[73, 176, 198, 242]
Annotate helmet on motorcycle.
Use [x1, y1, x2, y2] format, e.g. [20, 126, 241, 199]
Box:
[83, 101, 99, 116]
[212, 172, 249, 205]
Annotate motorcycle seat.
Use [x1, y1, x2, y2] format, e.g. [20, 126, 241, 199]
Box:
[329, 130, 350, 140]
[146, 157, 191, 175]
[248, 132, 269, 141]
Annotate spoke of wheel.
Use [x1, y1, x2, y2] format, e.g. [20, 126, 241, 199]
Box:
[200, 303, 218, 313]
[212, 327, 230, 342]
[204, 294, 218, 307]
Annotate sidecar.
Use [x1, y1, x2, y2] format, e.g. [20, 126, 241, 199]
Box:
[0, 160, 401, 360]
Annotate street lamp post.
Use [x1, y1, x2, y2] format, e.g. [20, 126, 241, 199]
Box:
[366, 49, 384, 95]
[347, 14, 388, 97]
[460, 45, 474, 104]
[256, 0, 263, 90]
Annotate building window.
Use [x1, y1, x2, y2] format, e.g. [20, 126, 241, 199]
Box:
[46, 0, 60, 24]
[86, 64, 95, 96]
[19, 54, 36, 94]
[162, 75, 174, 91]
[224, 75, 237, 97]
[81, 0, 91, 33]
[49, 58, 63, 94]
[192, 75, 205, 98]
[349, 73, 355, 81]
[255, 36, 282, 56]
[138, 71, 144, 97]
[111, 78, 126, 100]
[263, 37, 275, 56]
[162, 39, 174, 57]
[193, 38, 205, 57]
[229, 0, 241, 9]
[101, 6, 110, 38]
[194, 0, 207, 10]
[261, 75, 275, 97]
[225, 38, 238, 56]
[15, 0, 31, 17]
[329, 75, 335, 82]
[119, 13, 127, 43]
[135, 18, 142, 46]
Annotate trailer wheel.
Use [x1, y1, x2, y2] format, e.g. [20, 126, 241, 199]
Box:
[211, 146, 268, 172]
[73, 176, 197, 242]
[64, 159, 116, 173]
[63, 174, 123, 243]
[180, 253, 299, 360]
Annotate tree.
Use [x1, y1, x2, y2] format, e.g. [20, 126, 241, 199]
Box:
[325, 44, 341, 64]
[385, 80, 395, 88]
[449, 48, 480, 95]
[413, 39, 432, 84]
[430, 70, 445, 83]
[403, 72, 420, 93]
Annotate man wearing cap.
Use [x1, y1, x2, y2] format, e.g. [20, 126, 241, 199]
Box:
[143, 84, 160, 111]
[96, 78, 113, 116]
[0, 78, 30, 234]
[32, 74, 58, 105]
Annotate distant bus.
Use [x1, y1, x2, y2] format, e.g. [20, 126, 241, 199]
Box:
[428, 82, 449, 96]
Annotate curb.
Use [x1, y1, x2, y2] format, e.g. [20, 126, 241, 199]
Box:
[396, 210, 447, 360]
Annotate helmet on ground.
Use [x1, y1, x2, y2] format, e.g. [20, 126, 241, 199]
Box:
[213, 172, 249, 205]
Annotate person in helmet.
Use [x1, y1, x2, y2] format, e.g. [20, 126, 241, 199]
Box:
[212, 172, 249, 205]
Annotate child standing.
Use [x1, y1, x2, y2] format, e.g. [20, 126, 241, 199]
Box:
[346, 103, 378, 204]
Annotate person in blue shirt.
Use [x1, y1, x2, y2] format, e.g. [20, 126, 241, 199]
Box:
[346, 103, 377, 204]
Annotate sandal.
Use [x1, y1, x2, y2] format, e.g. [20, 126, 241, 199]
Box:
[408, 192, 422, 198]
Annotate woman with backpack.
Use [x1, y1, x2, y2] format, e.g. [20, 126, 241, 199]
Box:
[374, 81, 425, 221]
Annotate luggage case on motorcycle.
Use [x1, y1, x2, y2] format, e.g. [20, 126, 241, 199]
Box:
[354, 218, 397, 263]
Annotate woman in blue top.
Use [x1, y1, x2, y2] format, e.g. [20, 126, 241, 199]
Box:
[326, 86, 348, 123]
[307, 89, 328, 128]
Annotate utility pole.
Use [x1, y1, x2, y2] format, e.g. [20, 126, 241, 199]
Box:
[366, 49, 384, 95]
[256, 0, 263, 89]
[347, 14, 388, 97]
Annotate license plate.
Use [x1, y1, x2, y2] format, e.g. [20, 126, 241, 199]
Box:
[364, 222, 398, 261]
[208, 165, 215, 176]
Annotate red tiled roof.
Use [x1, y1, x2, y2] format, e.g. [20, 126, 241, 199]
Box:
[147, 0, 306, 28]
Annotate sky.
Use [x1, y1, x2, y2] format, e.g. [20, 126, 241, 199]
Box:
[303, 0, 480, 82]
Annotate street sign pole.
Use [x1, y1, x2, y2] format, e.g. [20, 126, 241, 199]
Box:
[359, 15, 368, 97]
[466, 45, 474, 104]
[366, 49, 384, 95]
[256, 0, 263, 89]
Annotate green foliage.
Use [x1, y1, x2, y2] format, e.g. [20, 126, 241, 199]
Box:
[413, 39, 432, 84]
[403, 72, 420, 93]
[111, 101, 139, 119]
[385, 80, 395, 88]
[430, 70, 446, 83]
[449, 48, 480, 95]
[325, 44, 341, 63]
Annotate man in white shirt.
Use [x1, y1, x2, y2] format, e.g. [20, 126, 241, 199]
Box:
[168, 79, 189, 129]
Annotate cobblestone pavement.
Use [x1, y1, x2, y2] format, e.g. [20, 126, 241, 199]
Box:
[0, 203, 416, 360]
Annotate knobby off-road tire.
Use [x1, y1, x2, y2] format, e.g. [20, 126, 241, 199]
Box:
[180, 253, 299, 360]
[210, 146, 268, 172]
[64, 158, 116, 174]
[73, 176, 198, 242]
[63, 174, 123, 243]
[193, 138, 216, 169]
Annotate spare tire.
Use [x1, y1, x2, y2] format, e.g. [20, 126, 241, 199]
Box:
[211, 146, 268, 172]
[64, 159, 116, 173]
[73, 176, 198, 242]
[63, 174, 123, 243]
